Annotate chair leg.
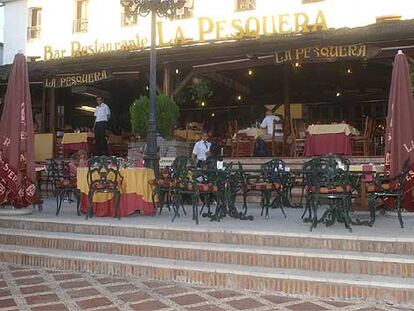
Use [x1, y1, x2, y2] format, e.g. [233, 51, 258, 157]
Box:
[114, 192, 121, 220]
[75, 191, 81, 216]
[56, 191, 62, 216]
[86, 191, 94, 220]
[397, 195, 404, 228]
[310, 196, 318, 231]
[368, 194, 376, 226]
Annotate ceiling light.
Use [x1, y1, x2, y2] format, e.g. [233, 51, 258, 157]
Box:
[201, 101, 206, 107]
[248, 69, 253, 76]
[294, 62, 301, 68]
[346, 68, 352, 74]
[336, 92, 341, 97]
[77, 106, 96, 113]
[175, 68, 180, 74]
[211, 113, 215, 117]
[237, 95, 242, 101]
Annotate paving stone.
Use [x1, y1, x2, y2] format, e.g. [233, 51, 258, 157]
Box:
[171, 293, 207, 306]
[97, 277, 126, 285]
[0, 298, 16, 308]
[76, 297, 113, 309]
[0, 288, 11, 298]
[20, 285, 51, 295]
[67, 288, 101, 299]
[226, 298, 266, 310]
[11, 270, 39, 278]
[262, 294, 300, 304]
[118, 290, 151, 303]
[322, 300, 354, 307]
[287, 302, 328, 311]
[143, 281, 169, 288]
[207, 289, 243, 299]
[106, 283, 138, 293]
[356, 308, 386, 311]
[25, 293, 60, 305]
[186, 305, 226, 311]
[15, 276, 45, 286]
[31, 303, 70, 311]
[59, 280, 92, 289]
[155, 286, 190, 296]
[0, 281, 6, 288]
[130, 300, 168, 311]
[53, 273, 82, 281]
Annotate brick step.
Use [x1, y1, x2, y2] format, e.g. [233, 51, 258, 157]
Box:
[1, 228, 413, 279]
[0, 244, 412, 304]
[0, 218, 412, 255]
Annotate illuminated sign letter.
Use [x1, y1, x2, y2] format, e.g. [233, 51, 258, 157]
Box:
[198, 17, 214, 42]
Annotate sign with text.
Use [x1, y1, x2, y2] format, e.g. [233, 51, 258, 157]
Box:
[44, 70, 110, 88]
[43, 10, 328, 61]
[274, 44, 380, 64]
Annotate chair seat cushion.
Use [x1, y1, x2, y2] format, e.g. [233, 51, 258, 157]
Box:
[56, 179, 77, 189]
[366, 183, 398, 193]
[247, 182, 281, 191]
[179, 183, 219, 193]
[307, 185, 352, 194]
[149, 178, 176, 188]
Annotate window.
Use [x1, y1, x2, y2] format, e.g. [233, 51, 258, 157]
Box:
[27, 7, 42, 40]
[73, 0, 88, 33]
[174, 0, 194, 20]
[302, 0, 324, 3]
[236, 0, 256, 12]
[121, 8, 138, 27]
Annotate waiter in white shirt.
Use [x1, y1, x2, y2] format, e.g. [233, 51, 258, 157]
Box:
[260, 110, 283, 141]
[192, 132, 211, 166]
[94, 96, 111, 155]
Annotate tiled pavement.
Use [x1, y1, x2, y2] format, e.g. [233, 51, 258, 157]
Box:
[0, 264, 413, 311]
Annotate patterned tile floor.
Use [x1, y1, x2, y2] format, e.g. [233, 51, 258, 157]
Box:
[0, 264, 413, 311]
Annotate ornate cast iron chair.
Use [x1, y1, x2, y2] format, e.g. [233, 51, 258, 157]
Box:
[304, 154, 353, 231]
[86, 156, 123, 220]
[173, 158, 223, 224]
[49, 159, 80, 216]
[149, 156, 190, 215]
[245, 159, 288, 219]
[367, 159, 409, 228]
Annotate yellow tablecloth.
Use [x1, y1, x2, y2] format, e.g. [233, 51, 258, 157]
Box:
[62, 133, 94, 144]
[77, 167, 155, 203]
[307, 124, 360, 136]
[235, 128, 266, 139]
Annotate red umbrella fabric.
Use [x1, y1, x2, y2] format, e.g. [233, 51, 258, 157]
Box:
[384, 51, 414, 211]
[0, 53, 37, 208]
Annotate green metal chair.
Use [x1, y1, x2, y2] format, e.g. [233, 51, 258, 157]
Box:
[86, 156, 123, 220]
[367, 159, 409, 228]
[246, 159, 288, 219]
[305, 154, 353, 231]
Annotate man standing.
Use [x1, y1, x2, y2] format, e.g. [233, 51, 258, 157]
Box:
[192, 132, 211, 166]
[260, 110, 283, 141]
[94, 96, 110, 155]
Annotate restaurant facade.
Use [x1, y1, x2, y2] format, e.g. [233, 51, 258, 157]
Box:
[1, 0, 414, 151]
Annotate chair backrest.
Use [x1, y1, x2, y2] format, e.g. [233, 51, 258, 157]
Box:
[228, 120, 238, 138]
[306, 154, 351, 189]
[170, 156, 191, 178]
[87, 156, 122, 191]
[291, 119, 307, 140]
[261, 159, 287, 184]
[272, 116, 284, 138]
[232, 134, 255, 157]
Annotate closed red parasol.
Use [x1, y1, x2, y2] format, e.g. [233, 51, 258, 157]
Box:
[0, 54, 37, 208]
[384, 51, 414, 211]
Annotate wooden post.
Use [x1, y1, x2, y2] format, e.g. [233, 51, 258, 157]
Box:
[41, 86, 46, 133]
[163, 65, 173, 96]
[49, 88, 56, 134]
[283, 64, 291, 135]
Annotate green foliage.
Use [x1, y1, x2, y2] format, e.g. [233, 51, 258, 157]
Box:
[190, 78, 213, 105]
[130, 94, 180, 138]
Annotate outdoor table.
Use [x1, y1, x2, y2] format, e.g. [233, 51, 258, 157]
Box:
[62, 133, 94, 156]
[235, 128, 266, 139]
[77, 167, 156, 217]
[304, 124, 359, 156]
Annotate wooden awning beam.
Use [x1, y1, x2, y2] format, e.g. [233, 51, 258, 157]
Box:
[201, 72, 250, 95]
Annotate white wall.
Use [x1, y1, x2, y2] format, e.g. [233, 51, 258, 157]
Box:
[3, 0, 414, 64]
[3, 0, 27, 64]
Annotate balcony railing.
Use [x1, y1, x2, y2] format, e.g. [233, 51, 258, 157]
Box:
[73, 19, 88, 33]
[121, 13, 138, 27]
[27, 26, 41, 40]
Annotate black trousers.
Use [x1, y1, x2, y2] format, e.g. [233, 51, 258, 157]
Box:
[95, 121, 109, 156]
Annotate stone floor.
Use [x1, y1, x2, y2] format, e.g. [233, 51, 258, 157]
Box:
[1, 263, 413, 311]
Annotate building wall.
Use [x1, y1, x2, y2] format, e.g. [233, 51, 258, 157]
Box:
[3, 0, 414, 64]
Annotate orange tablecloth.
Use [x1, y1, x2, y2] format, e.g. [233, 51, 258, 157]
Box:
[62, 133, 94, 156]
[77, 167, 156, 217]
[307, 124, 359, 136]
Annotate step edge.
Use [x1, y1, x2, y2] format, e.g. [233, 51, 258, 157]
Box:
[1, 245, 413, 290]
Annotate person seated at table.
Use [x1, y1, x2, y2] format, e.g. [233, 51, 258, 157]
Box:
[260, 110, 283, 141]
[69, 150, 88, 176]
[192, 132, 211, 167]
